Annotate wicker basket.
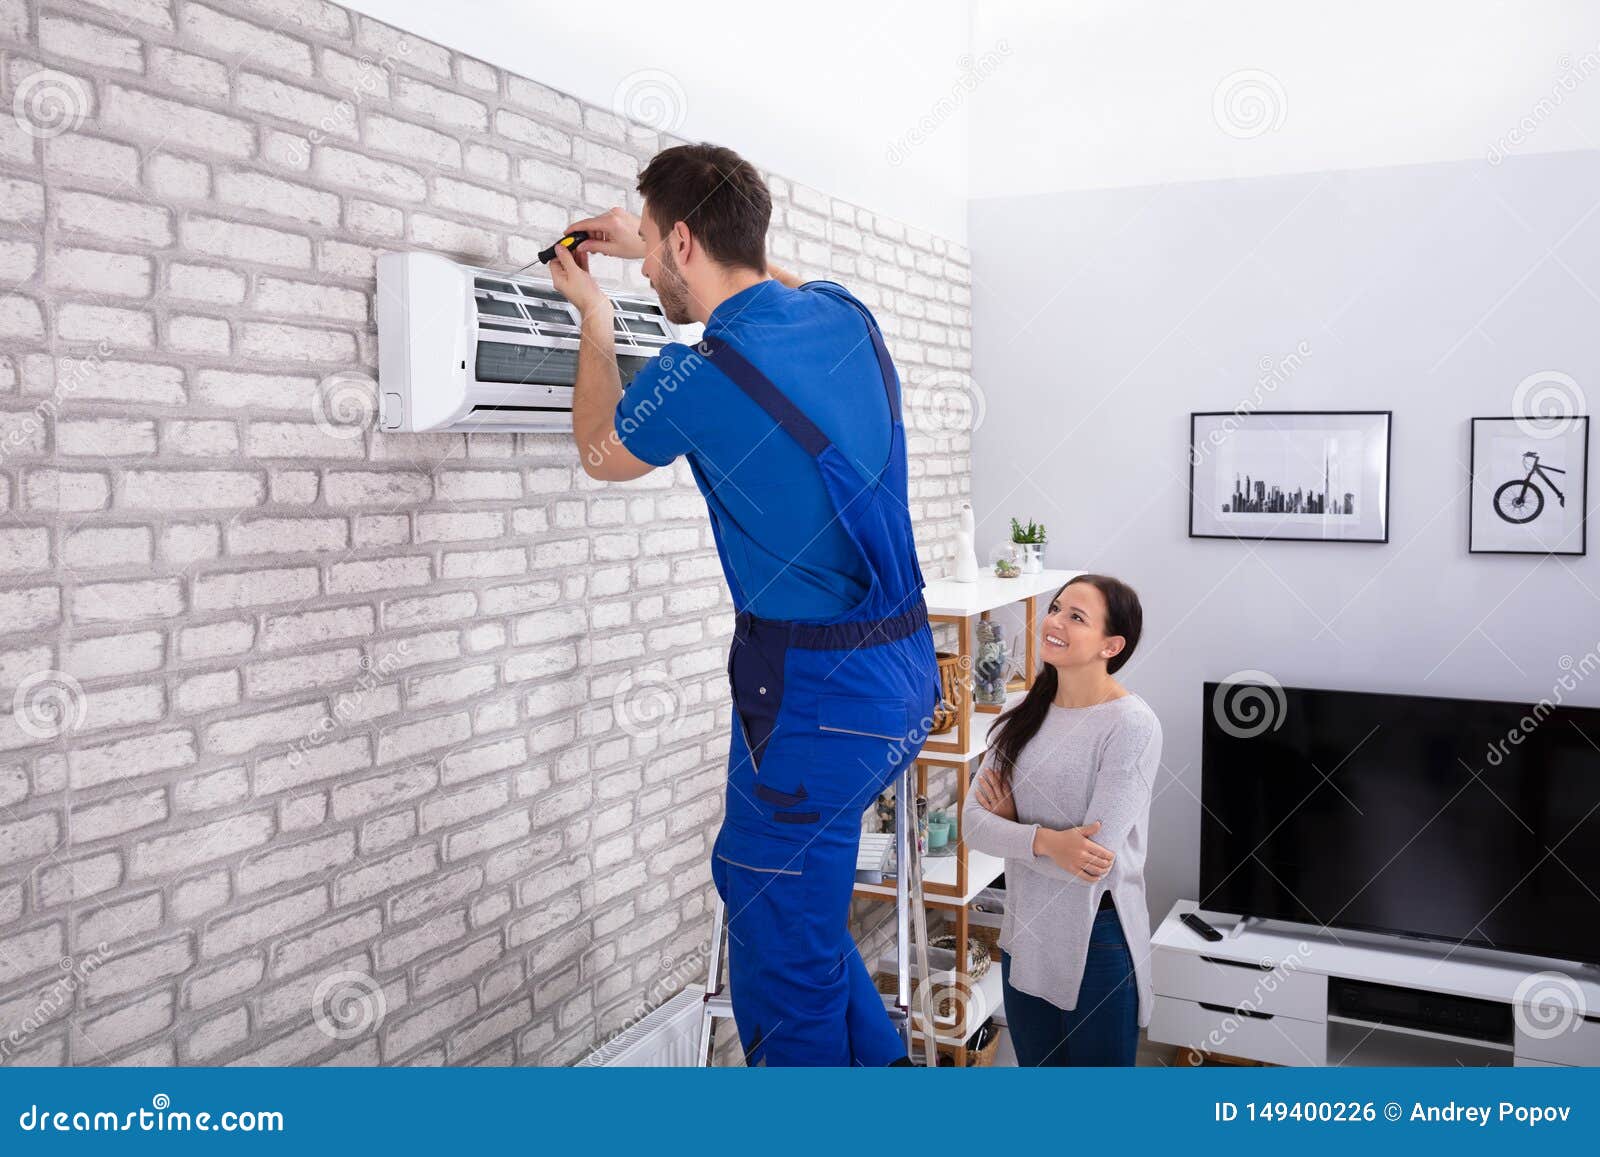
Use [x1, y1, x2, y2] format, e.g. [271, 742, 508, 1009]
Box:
[969, 923, 1001, 959]
[929, 651, 962, 734]
[871, 970, 972, 1023]
[966, 1018, 1002, 1066]
[929, 932, 991, 980]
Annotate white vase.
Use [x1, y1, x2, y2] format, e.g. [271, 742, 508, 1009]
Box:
[954, 502, 979, 583]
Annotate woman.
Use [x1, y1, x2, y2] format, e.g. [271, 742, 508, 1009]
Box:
[960, 573, 1161, 1066]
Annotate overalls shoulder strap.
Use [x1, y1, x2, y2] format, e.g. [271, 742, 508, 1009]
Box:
[795, 281, 902, 425]
[695, 283, 901, 457]
[693, 335, 831, 457]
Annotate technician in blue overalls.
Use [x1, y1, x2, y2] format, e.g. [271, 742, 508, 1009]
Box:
[549, 143, 942, 1066]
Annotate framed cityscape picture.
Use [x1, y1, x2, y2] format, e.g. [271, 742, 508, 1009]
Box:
[1189, 410, 1392, 543]
[1468, 416, 1589, 555]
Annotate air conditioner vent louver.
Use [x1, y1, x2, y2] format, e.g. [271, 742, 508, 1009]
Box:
[379, 252, 687, 433]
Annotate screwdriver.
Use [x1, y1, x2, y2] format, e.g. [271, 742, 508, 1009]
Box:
[504, 230, 592, 279]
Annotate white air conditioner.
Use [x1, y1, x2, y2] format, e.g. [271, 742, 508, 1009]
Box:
[375, 251, 680, 433]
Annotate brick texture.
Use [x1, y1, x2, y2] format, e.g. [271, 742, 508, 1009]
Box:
[0, 0, 972, 1066]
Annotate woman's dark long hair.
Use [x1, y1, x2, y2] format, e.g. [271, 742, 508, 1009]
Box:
[986, 574, 1143, 776]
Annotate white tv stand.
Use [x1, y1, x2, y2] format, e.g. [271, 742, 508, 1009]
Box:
[1149, 900, 1600, 1067]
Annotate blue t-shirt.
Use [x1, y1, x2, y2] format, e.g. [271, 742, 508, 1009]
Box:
[613, 279, 892, 621]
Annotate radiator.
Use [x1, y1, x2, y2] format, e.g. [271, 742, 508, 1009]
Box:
[577, 988, 704, 1066]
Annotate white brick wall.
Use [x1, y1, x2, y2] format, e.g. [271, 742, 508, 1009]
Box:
[0, 0, 972, 1066]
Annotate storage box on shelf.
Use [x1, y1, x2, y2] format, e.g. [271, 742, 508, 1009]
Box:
[854, 568, 1081, 1063]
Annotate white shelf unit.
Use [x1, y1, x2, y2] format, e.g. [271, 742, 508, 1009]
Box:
[854, 849, 1006, 906]
[853, 567, 1080, 1063]
[1148, 899, 1600, 1067]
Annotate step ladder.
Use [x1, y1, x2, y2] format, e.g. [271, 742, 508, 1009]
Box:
[694, 764, 939, 1066]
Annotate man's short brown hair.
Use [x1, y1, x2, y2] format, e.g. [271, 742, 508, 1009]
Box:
[637, 143, 771, 273]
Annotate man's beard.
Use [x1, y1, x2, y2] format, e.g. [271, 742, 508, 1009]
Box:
[653, 248, 693, 325]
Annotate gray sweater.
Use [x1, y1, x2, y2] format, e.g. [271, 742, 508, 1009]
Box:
[960, 694, 1162, 1027]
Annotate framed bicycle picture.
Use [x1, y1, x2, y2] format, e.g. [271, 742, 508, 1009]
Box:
[1189, 410, 1392, 543]
[1469, 415, 1589, 555]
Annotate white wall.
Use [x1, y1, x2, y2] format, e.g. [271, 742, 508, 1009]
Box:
[339, 0, 973, 240]
[970, 149, 1600, 923]
[967, 2, 1600, 927]
[971, 0, 1600, 196]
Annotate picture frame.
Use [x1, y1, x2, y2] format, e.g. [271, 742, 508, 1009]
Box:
[1468, 416, 1589, 556]
[1189, 410, 1392, 543]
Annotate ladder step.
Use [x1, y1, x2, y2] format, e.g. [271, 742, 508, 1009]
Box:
[707, 991, 910, 1023]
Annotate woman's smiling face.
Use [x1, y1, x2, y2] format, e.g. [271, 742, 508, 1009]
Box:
[1041, 581, 1119, 671]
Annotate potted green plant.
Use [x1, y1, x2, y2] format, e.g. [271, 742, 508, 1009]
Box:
[1010, 517, 1046, 574]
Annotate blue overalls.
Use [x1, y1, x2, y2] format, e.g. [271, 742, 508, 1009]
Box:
[694, 285, 943, 1067]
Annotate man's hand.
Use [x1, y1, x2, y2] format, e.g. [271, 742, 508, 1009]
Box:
[566, 207, 646, 261]
[549, 242, 653, 482]
[548, 243, 611, 317]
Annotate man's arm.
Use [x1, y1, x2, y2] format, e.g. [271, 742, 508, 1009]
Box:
[549, 244, 656, 481]
[568, 204, 803, 294]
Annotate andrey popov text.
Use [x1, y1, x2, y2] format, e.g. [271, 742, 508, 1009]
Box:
[1215, 1102, 1574, 1127]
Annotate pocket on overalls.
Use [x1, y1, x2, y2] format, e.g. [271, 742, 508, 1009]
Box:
[714, 822, 809, 879]
[711, 823, 815, 1062]
[816, 694, 912, 742]
[728, 631, 786, 773]
[809, 694, 917, 811]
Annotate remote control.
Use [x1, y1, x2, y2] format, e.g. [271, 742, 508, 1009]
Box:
[1181, 912, 1224, 942]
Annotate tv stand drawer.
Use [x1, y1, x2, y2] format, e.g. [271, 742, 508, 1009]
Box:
[1148, 994, 1327, 1066]
[1153, 946, 1328, 1021]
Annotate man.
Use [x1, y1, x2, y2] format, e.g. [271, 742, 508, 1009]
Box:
[548, 143, 941, 1067]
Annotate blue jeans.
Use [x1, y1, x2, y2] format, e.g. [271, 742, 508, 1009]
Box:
[1001, 905, 1138, 1066]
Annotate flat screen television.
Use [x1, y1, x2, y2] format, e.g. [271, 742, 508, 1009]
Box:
[1200, 680, 1600, 966]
